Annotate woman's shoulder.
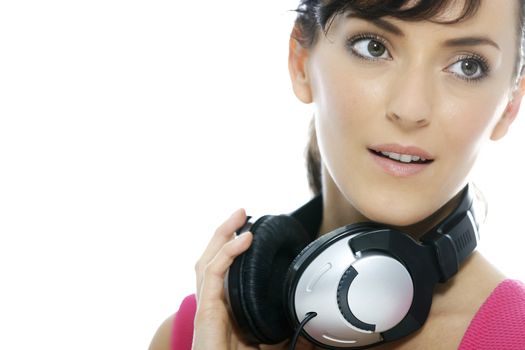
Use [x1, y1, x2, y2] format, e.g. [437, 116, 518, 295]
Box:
[459, 279, 525, 349]
[148, 314, 175, 350]
[148, 294, 196, 350]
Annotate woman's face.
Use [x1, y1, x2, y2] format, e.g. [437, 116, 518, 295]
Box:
[291, 0, 523, 226]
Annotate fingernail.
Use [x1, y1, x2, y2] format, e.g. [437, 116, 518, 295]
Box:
[236, 231, 251, 239]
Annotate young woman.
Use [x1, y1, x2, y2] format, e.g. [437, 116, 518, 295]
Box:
[150, 0, 525, 349]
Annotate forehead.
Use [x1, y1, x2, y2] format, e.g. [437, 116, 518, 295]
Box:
[430, 0, 518, 26]
[331, 0, 519, 43]
[333, 0, 518, 30]
[398, 0, 466, 19]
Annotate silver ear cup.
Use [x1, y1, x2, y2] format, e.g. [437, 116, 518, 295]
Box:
[291, 235, 414, 348]
[339, 254, 413, 332]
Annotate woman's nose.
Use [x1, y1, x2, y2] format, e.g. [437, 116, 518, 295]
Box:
[386, 111, 430, 127]
[385, 65, 434, 130]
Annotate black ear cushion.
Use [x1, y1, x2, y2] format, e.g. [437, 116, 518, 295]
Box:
[239, 214, 312, 344]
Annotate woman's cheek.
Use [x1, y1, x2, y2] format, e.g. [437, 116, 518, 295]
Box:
[441, 105, 496, 171]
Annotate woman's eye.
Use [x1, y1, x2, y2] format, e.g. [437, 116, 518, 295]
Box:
[446, 57, 488, 81]
[349, 37, 391, 60]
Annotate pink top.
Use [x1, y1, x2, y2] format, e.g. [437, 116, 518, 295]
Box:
[171, 279, 525, 350]
[458, 279, 525, 349]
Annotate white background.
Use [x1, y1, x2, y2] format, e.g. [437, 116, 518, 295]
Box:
[0, 1, 524, 349]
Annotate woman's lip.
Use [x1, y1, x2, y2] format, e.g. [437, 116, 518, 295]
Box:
[368, 144, 435, 160]
[368, 149, 432, 177]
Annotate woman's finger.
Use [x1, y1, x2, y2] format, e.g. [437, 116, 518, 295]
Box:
[195, 209, 247, 295]
[196, 209, 246, 268]
[198, 231, 253, 302]
[192, 232, 254, 350]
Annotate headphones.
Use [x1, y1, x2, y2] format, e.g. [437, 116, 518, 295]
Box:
[225, 185, 480, 349]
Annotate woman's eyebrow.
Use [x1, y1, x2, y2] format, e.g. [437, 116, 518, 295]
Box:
[442, 37, 500, 50]
[369, 18, 405, 36]
[346, 13, 405, 37]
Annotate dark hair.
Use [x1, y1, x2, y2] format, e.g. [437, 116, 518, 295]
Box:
[296, 0, 525, 195]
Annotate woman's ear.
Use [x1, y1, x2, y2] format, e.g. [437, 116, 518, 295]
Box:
[288, 27, 313, 104]
[490, 75, 525, 141]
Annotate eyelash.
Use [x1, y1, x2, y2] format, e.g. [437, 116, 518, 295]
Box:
[346, 33, 391, 61]
[345, 32, 491, 84]
[450, 53, 491, 83]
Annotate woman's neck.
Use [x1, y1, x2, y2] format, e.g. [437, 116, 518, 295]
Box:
[318, 170, 463, 240]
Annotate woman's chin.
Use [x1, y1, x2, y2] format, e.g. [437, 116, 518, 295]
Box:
[363, 207, 437, 230]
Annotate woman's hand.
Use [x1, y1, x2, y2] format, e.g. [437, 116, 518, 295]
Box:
[192, 209, 259, 350]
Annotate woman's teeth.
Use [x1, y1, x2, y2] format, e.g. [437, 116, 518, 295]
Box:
[379, 151, 427, 163]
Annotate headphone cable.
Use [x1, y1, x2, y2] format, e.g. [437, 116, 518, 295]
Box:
[289, 311, 317, 350]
